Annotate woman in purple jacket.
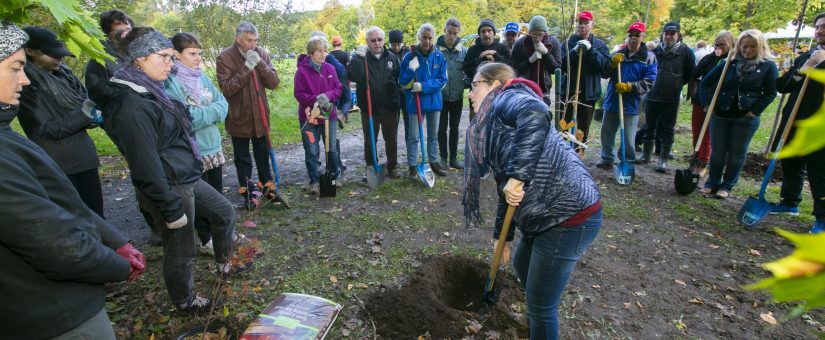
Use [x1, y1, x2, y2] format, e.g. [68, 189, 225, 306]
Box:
[294, 36, 342, 193]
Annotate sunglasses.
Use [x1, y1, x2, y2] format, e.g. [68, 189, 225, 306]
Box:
[627, 33, 642, 37]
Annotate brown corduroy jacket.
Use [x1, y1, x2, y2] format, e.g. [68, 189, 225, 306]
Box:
[216, 43, 280, 138]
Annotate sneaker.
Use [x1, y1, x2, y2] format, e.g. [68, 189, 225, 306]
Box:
[176, 294, 214, 315]
[715, 189, 730, 199]
[388, 168, 401, 179]
[770, 203, 800, 216]
[655, 159, 668, 173]
[810, 220, 825, 234]
[199, 240, 214, 256]
[596, 161, 613, 170]
[431, 163, 448, 177]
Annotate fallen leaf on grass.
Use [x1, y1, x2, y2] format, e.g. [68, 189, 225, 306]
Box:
[674, 317, 687, 330]
[623, 302, 631, 309]
[223, 305, 229, 317]
[636, 301, 643, 308]
[242, 220, 257, 228]
[485, 330, 501, 339]
[329, 276, 338, 284]
[709, 244, 720, 249]
[347, 284, 354, 290]
[591, 284, 601, 289]
[689, 297, 704, 305]
[674, 279, 687, 286]
[443, 232, 450, 237]
[750, 249, 762, 257]
[451, 191, 459, 196]
[760, 312, 777, 325]
[391, 200, 399, 204]
[465, 319, 483, 334]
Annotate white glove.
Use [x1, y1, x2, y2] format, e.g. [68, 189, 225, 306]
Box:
[245, 49, 261, 70]
[412, 82, 423, 93]
[409, 57, 419, 72]
[356, 45, 368, 57]
[529, 51, 542, 63]
[167, 214, 188, 229]
[576, 40, 591, 53]
[535, 43, 548, 55]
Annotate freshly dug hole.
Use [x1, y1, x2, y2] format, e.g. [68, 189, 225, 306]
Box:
[364, 256, 527, 339]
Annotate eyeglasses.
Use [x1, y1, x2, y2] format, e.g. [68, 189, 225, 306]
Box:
[153, 53, 176, 63]
[369, 38, 384, 43]
[530, 33, 545, 39]
[627, 33, 642, 37]
[471, 80, 491, 90]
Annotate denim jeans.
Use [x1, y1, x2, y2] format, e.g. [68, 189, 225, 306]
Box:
[407, 111, 441, 166]
[136, 179, 235, 305]
[705, 115, 760, 191]
[49, 308, 114, 340]
[301, 120, 340, 183]
[512, 210, 602, 340]
[600, 111, 638, 163]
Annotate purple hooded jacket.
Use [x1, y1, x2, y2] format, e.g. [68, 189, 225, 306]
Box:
[294, 54, 342, 125]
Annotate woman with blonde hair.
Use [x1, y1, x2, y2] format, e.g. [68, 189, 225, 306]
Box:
[698, 29, 777, 198]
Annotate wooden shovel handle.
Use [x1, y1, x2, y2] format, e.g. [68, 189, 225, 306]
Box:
[695, 45, 738, 153]
[777, 75, 811, 148]
[486, 205, 516, 293]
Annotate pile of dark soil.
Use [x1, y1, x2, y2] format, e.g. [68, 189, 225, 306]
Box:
[363, 256, 528, 339]
[741, 152, 783, 182]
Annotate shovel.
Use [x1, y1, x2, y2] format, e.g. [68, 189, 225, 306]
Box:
[251, 70, 289, 208]
[567, 50, 584, 152]
[738, 75, 810, 228]
[413, 90, 436, 188]
[363, 57, 387, 188]
[319, 114, 336, 197]
[674, 47, 736, 196]
[482, 204, 515, 305]
[613, 62, 634, 185]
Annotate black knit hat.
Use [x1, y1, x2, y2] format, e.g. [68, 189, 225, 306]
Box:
[389, 29, 403, 44]
[478, 19, 496, 35]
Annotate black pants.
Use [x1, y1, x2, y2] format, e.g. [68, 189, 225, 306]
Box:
[231, 136, 271, 191]
[635, 124, 663, 152]
[195, 165, 223, 245]
[361, 109, 400, 170]
[780, 158, 825, 220]
[438, 100, 463, 161]
[400, 92, 410, 141]
[67, 168, 104, 218]
[642, 100, 679, 149]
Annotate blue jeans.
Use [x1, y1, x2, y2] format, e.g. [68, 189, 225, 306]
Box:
[406, 111, 441, 166]
[705, 115, 759, 191]
[512, 210, 602, 340]
[600, 111, 638, 163]
[301, 120, 340, 183]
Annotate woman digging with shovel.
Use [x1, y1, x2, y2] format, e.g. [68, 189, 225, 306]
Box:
[464, 62, 602, 340]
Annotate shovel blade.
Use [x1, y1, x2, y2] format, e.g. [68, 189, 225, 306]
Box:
[272, 190, 290, 209]
[615, 162, 635, 185]
[674, 169, 700, 195]
[366, 165, 387, 189]
[481, 277, 497, 306]
[738, 196, 772, 229]
[319, 172, 336, 197]
[418, 163, 435, 188]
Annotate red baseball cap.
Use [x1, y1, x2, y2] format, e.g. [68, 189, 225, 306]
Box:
[627, 22, 646, 33]
[332, 36, 343, 46]
[578, 11, 594, 21]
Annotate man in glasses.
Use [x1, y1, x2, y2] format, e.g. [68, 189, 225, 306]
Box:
[511, 15, 561, 110]
[561, 11, 611, 159]
[463, 19, 512, 118]
[348, 26, 403, 179]
[597, 22, 657, 170]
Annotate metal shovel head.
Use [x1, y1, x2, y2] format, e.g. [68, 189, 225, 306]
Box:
[674, 168, 700, 195]
[614, 161, 635, 186]
[417, 163, 436, 188]
[738, 196, 772, 229]
[366, 164, 386, 189]
[482, 277, 498, 306]
[272, 190, 290, 209]
[319, 171, 336, 197]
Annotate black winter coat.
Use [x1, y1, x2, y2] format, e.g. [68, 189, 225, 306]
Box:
[0, 104, 130, 339]
[93, 79, 202, 223]
[511, 35, 562, 95]
[561, 34, 611, 101]
[84, 39, 129, 101]
[699, 58, 777, 118]
[347, 48, 401, 114]
[689, 52, 725, 104]
[463, 39, 512, 81]
[18, 64, 99, 175]
[647, 42, 695, 103]
[776, 49, 825, 160]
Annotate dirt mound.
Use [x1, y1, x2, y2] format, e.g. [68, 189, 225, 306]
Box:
[363, 256, 528, 339]
[741, 152, 783, 182]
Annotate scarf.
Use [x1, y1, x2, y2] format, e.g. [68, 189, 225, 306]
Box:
[664, 41, 681, 54]
[172, 60, 202, 102]
[25, 63, 86, 113]
[735, 54, 759, 79]
[462, 84, 503, 228]
[309, 58, 322, 73]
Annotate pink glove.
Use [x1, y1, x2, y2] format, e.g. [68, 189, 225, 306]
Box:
[116, 243, 146, 282]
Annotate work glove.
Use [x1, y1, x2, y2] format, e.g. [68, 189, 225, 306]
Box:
[528, 51, 542, 63]
[493, 240, 511, 265]
[502, 178, 525, 206]
[315, 93, 332, 112]
[411, 82, 423, 93]
[81, 99, 103, 126]
[305, 103, 323, 125]
[116, 242, 146, 282]
[615, 82, 633, 94]
[356, 45, 368, 57]
[409, 56, 419, 72]
[534, 42, 548, 55]
[244, 49, 261, 70]
[610, 53, 624, 69]
[575, 40, 591, 53]
[167, 214, 188, 229]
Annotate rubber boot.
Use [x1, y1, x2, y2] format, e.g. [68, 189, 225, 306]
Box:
[634, 143, 653, 164]
[656, 145, 671, 173]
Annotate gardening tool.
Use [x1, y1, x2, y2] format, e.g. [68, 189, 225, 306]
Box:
[613, 62, 634, 185]
[482, 204, 515, 305]
[410, 46, 435, 188]
[364, 56, 387, 189]
[319, 111, 336, 197]
[738, 75, 810, 228]
[674, 47, 736, 196]
[251, 69, 289, 208]
[567, 50, 584, 153]
[763, 94, 786, 157]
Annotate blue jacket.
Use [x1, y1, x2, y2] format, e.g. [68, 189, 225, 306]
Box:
[164, 73, 228, 157]
[699, 57, 778, 117]
[603, 44, 657, 115]
[561, 34, 611, 101]
[399, 46, 448, 114]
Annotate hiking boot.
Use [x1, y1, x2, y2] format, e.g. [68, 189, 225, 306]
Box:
[305, 182, 319, 194]
[388, 168, 401, 179]
[770, 203, 800, 216]
[810, 220, 825, 234]
[655, 158, 668, 173]
[199, 240, 214, 257]
[408, 166, 417, 178]
[634, 143, 653, 164]
[431, 163, 448, 177]
[596, 161, 613, 170]
[176, 294, 215, 315]
[449, 158, 464, 170]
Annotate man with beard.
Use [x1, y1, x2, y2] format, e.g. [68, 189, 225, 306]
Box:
[503, 22, 520, 56]
[436, 18, 467, 170]
[464, 19, 511, 118]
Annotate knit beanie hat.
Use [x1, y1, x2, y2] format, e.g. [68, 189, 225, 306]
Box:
[389, 29, 403, 44]
[126, 29, 172, 62]
[0, 21, 28, 62]
[478, 19, 496, 35]
[528, 16, 549, 32]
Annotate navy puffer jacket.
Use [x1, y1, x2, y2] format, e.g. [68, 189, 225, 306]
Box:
[488, 82, 601, 240]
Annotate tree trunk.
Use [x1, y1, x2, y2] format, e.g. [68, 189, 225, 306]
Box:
[743, 0, 755, 29]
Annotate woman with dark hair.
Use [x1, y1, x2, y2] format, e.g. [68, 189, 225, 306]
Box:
[90, 27, 243, 314]
[464, 62, 602, 339]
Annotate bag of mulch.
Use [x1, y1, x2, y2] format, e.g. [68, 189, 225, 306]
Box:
[239, 293, 342, 340]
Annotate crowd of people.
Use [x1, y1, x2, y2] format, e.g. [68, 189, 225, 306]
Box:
[0, 7, 823, 339]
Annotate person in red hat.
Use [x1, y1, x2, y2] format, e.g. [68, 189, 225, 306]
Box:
[561, 11, 611, 158]
[597, 22, 657, 170]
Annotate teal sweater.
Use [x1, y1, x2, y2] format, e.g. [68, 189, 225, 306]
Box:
[163, 73, 228, 156]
